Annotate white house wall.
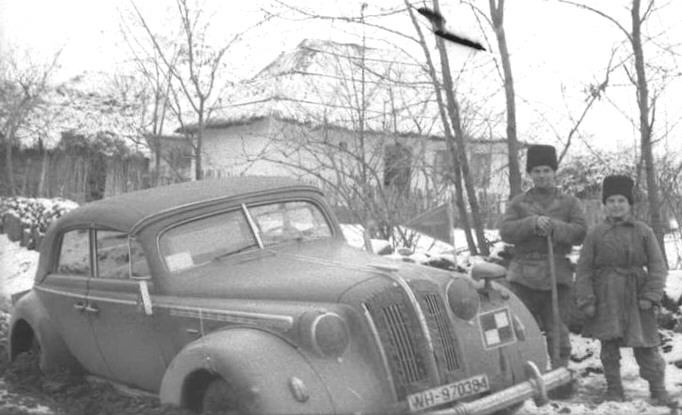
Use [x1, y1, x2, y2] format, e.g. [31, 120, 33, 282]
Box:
[195, 117, 511, 211]
[198, 118, 294, 178]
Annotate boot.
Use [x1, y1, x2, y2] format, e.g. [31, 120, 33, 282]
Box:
[603, 366, 625, 402]
[601, 341, 625, 402]
[650, 382, 677, 407]
[548, 379, 574, 400]
[604, 381, 625, 402]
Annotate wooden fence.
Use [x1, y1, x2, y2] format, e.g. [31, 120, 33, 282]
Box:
[0, 147, 150, 203]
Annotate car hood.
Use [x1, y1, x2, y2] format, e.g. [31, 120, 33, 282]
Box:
[163, 239, 452, 303]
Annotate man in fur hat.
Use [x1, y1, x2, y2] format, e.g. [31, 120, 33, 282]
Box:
[499, 144, 587, 376]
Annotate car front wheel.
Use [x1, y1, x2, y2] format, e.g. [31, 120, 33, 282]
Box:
[202, 378, 256, 415]
[30, 335, 46, 372]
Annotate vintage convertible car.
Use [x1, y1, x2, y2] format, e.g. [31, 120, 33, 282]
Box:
[9, 176, 571, 414]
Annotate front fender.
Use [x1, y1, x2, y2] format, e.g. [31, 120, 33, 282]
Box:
[9, 290, 78, 372]
[159, 327, 335, 414]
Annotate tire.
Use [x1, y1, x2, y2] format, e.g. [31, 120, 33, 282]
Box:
[31, 335, 47, 371]
[202, 378, 256, 415]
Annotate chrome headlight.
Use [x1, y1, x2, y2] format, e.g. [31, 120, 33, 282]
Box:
[301, 311, 349, 358]
[446, 277, 480, 321]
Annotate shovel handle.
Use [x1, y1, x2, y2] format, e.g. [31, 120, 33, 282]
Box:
[547, 234, 561, 368]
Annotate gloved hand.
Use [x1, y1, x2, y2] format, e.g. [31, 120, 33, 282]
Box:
[639, 300, 652, 310]
[583, 304, 596, 318]
[536, 216, 554, 236]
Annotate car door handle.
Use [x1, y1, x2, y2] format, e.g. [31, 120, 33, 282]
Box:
[73, 302, 86, 311]
[84, 304, 99, 314]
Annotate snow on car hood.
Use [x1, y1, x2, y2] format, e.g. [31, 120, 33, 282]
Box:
[162, 238, 454, 303]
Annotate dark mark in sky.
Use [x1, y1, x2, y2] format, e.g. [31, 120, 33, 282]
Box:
[417, 7, 486, 52]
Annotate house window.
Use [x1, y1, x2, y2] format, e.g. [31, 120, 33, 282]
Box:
[384, 143, 412, 190]
[434, 150, 451, 184]
[471, 152, 492, 188]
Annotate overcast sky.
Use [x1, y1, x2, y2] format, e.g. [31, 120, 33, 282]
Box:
[1, 0, 681, 155]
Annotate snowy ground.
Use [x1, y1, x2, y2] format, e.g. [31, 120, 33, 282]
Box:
[1, 228, 682, 414]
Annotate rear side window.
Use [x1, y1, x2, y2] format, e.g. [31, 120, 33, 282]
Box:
[57, 229, 91, 276]
[96, 231, 149, 279]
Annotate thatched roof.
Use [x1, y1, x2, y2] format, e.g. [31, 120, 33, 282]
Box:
[183, 39, 444, 137]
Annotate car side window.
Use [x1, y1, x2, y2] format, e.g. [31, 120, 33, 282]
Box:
[129, 239, 150, 278]
[57, 229, 91, 276]
[96, 231, 149, 279]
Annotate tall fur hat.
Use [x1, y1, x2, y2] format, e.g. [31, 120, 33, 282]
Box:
[602, 175, 634, 204]
[526, 145, 558, 173]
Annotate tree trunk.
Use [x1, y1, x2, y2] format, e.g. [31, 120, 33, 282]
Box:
[490, 0, 522, 198]
[38, 146, 50, 197]
[195, 110, 204, 181]
[4, 122, 23, 196]
[433, 0, 489, 256]
[631, 0, 667, 264]
[4, 137, 15, 196]
[405, 0, 478, 254]
[447, 136, 478, 255]
[22, 157, 32, 196]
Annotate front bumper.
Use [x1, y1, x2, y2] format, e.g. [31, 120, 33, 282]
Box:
[427, 362, 572, 415]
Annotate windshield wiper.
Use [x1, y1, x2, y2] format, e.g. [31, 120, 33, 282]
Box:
[212, 243, 259, 262]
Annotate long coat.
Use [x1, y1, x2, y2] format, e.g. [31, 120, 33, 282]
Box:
[499, 187, 587, 290]
[575, 216, 668, 347]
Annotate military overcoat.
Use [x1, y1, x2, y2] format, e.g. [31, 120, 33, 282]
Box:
[575, 216, 668, 347]
[499, 187, 587, 290]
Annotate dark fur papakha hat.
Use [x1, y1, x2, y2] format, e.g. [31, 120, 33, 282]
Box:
[602, 175, 634, 204]
[526, 144, 558, 173]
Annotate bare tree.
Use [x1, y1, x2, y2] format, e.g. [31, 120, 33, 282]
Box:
[118, 11, 178, 184]
[255, 1, 504, 254]
[406, 0, 489, 255]
[121, 0, 271, 180]
[556, 0, 681, 263]
[252, 122, 438, 249]
[465, 0, 522, 198]
[234, 39, 447, 249]
[0, 48, 60, 195]
[466, 0, 617, 199]
[656, 152, 682, 268]
[487, 0, 522, 198]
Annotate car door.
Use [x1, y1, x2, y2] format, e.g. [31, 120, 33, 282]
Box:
[86, 230, 168, 392]
[34, 227, 110, 377]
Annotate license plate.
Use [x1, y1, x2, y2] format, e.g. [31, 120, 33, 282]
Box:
[407, 374, 490, 412]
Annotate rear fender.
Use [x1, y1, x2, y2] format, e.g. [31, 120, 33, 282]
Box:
[159, 327, 335, 414]
[9, 291, 78, 372]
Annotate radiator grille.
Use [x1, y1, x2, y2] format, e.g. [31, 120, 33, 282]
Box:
[364, 282, 465, 400]
[421, 293, 461, 373]
[364, 287, 428, 399]
[381, 303, 424, 383]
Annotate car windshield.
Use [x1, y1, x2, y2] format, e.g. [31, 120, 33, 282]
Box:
[159, 201, 332, 273]
[160, 209, 258, 273]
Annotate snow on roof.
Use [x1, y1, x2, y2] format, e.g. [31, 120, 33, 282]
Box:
[203, 39, 446, 136]
[19, 71, 148, 153]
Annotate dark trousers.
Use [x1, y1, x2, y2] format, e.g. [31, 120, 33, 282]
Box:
[509, 282, 572, 368]
[601, 339, 666, 388]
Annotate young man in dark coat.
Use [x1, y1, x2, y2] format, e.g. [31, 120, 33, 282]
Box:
[499, 144, 587, 372]
[576, 175, 675, 406]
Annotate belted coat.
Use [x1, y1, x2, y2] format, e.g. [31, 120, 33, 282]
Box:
[575, 216, 668, 347]
[499, 187, 587, 290]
